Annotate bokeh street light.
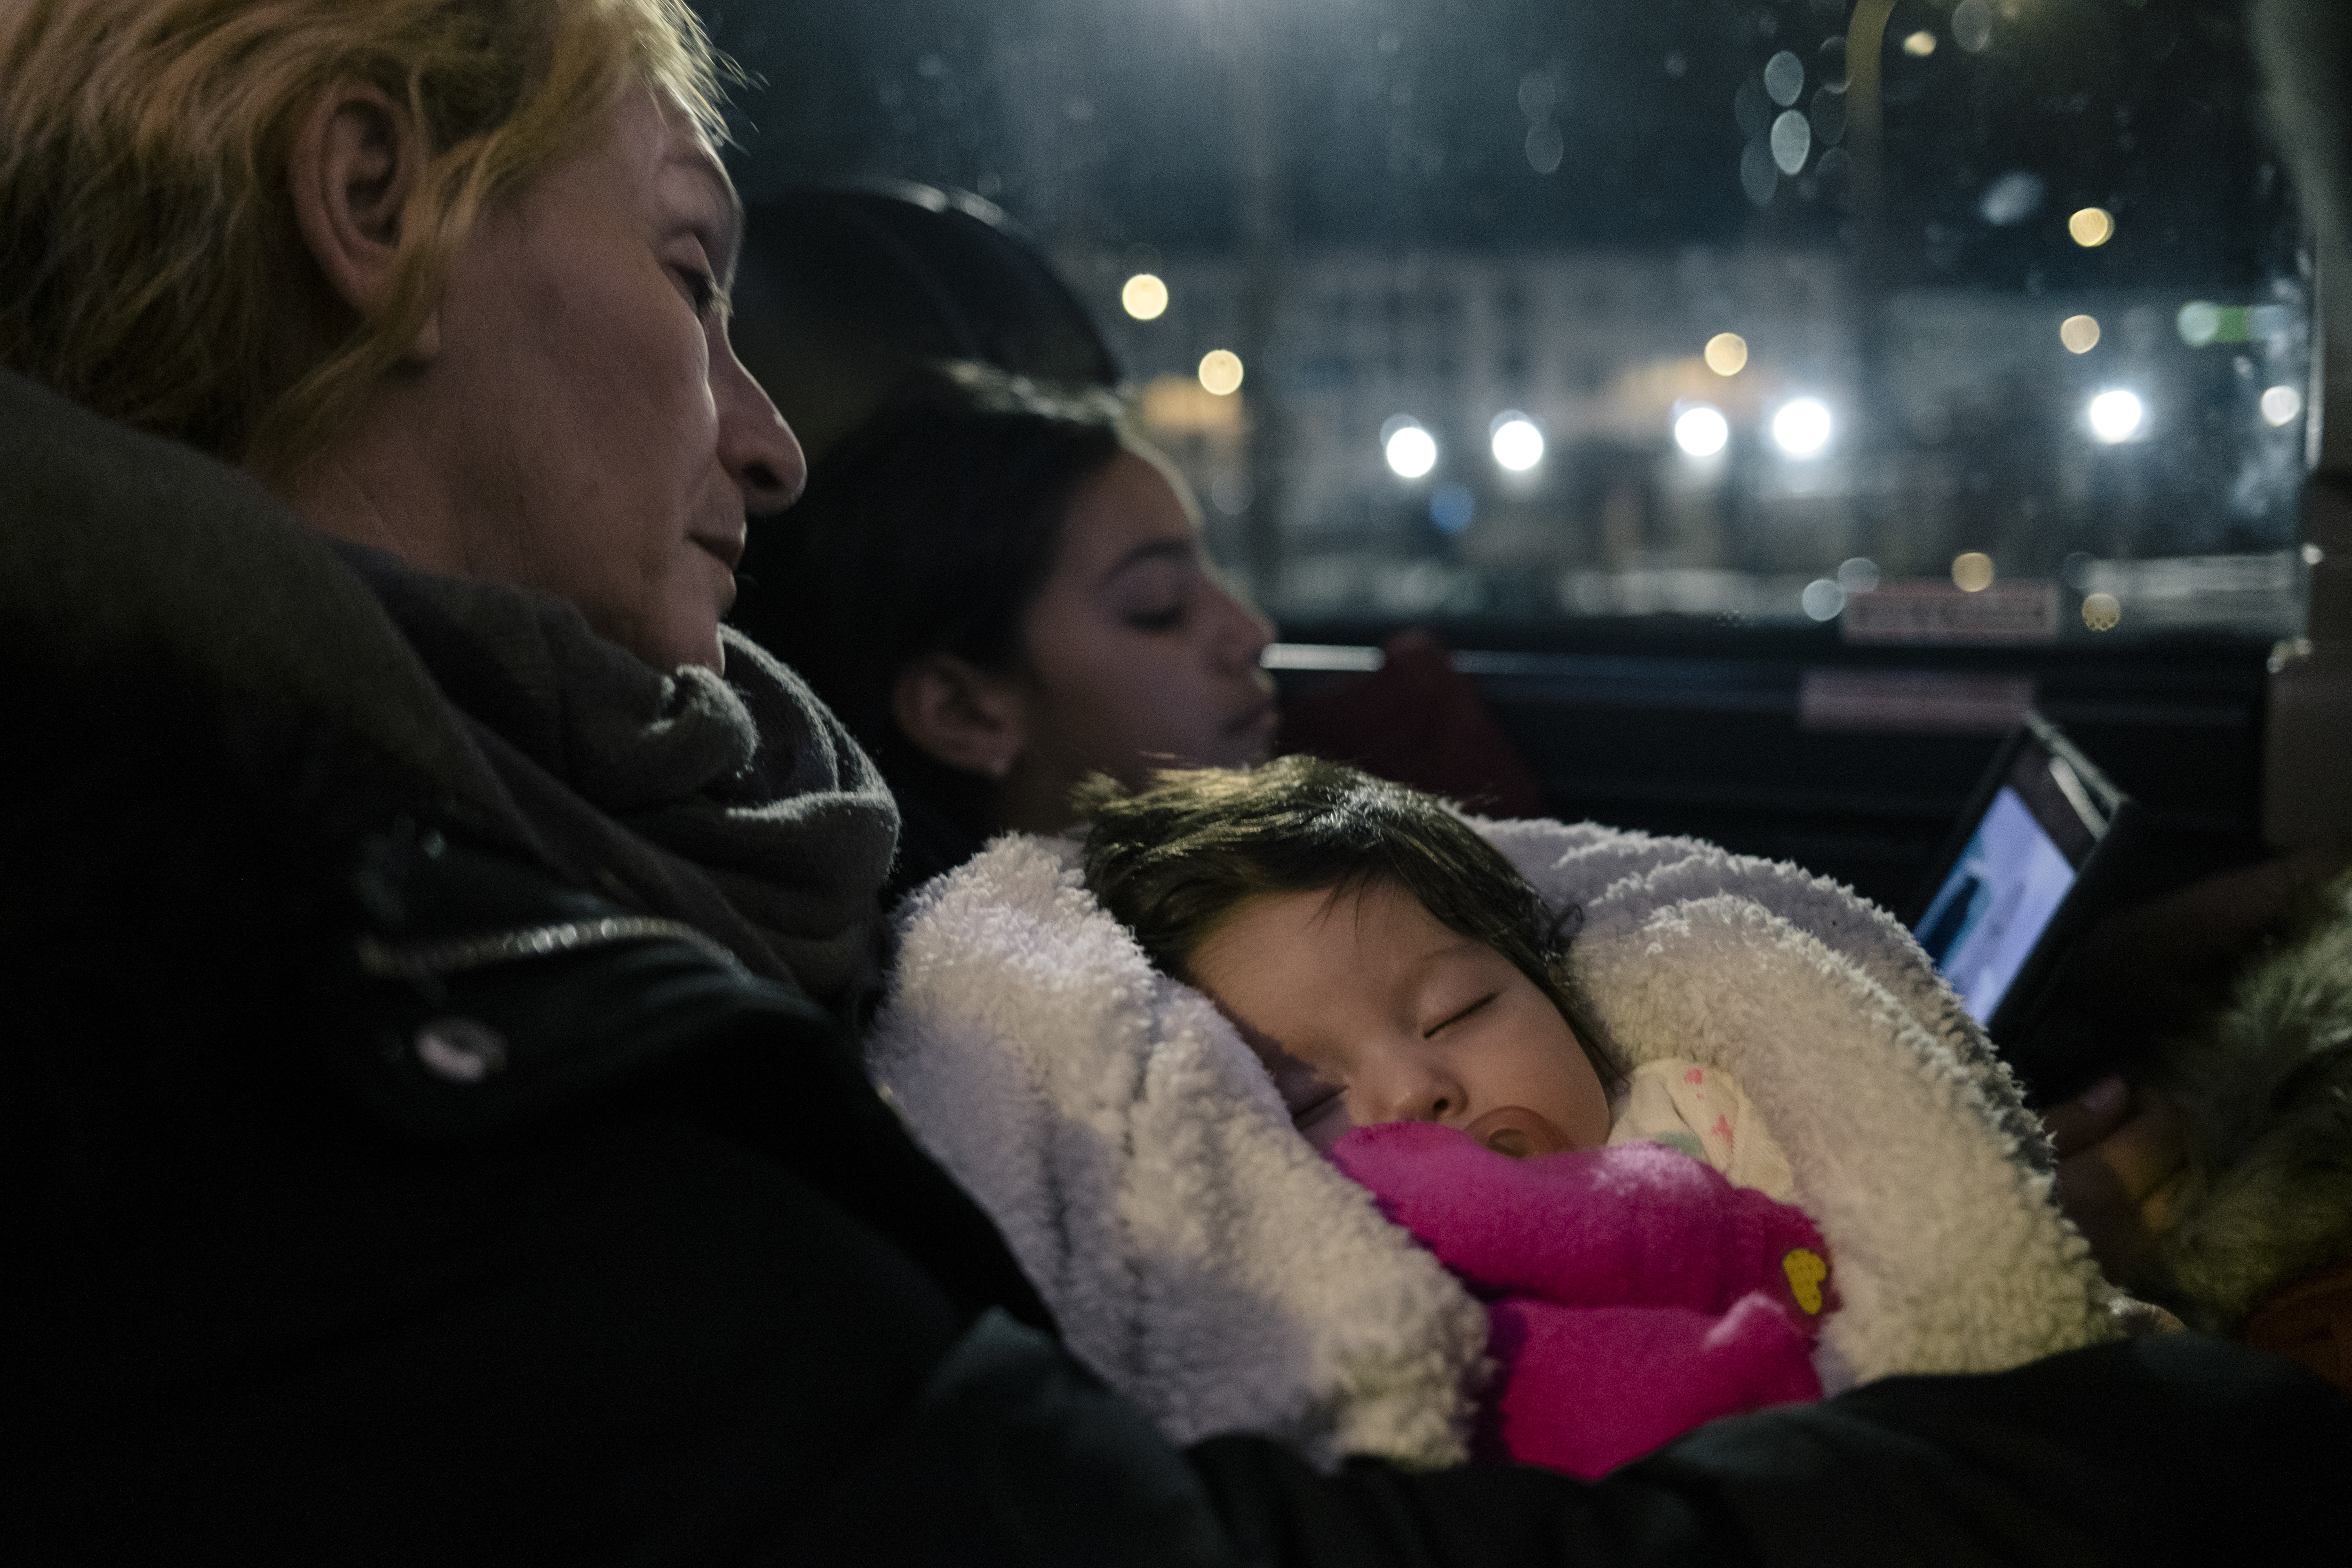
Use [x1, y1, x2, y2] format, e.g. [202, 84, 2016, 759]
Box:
[1490, 413, 1544, 471]
[1674, 403, 1730, 457]
[2088, 389, 2144, 444]
[1951, 552, 1995, 593]
[1121, 273, 1169, 320]
[1771, 398, 1832, 456]
[1383, 418, 1438, 478]
[2068, 207, 2115, 248]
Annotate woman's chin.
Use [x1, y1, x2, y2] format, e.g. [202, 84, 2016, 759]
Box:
[628, 618, 726, 675]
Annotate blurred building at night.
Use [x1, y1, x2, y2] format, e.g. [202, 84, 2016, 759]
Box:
[1084, 244, 2307, 637]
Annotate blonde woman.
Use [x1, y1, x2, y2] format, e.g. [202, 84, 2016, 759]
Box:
[0, 0, 897, 995]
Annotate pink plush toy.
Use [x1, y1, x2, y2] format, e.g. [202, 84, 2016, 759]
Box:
[1330, 1123, 1836, 1478]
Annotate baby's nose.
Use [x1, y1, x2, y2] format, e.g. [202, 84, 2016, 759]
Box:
[1367, 1058, 1469, 1128]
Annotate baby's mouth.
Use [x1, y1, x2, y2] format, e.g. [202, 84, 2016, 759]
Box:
[1463, 1105, 1568, 1160]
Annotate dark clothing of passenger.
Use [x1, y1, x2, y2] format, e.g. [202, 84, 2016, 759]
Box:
[328, 539, 900, 1010]
[884, 772, 994, 905]
[6, 366, 2349, 1565]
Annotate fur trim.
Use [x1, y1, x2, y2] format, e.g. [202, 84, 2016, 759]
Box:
[2148, 870, 2352, 1331]
[1491, 820, 2113, 1380]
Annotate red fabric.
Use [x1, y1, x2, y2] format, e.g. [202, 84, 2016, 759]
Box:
[1276, 628, 1545, 818]
[1331, 1124, 1832, 1477]
[2242, 1255, 2352, 1399]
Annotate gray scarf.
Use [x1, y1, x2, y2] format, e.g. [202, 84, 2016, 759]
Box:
[339, 544, 899, 1006]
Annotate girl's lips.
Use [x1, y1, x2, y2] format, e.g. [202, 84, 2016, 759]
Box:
[1463, 1105, 1569, 1160]
[1226, 697, 1279, 737]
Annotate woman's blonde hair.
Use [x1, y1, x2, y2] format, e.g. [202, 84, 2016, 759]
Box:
[0, 0, 728, 477]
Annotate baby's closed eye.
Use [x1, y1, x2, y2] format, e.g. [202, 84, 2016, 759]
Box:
[1259, 1049, 1342, 1121]
[1287, 1082, 1345, 1130]
[1424, 993, 1496, 1037]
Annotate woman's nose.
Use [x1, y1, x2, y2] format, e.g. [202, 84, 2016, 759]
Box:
[713, 334, 806, 515]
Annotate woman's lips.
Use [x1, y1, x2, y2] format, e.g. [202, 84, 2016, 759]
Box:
[690, 530, 746, 571]
[1462, 1105, 1569, 1160]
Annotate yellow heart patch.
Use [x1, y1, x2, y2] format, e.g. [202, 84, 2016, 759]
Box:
[1782, 1248, 1828, 1316]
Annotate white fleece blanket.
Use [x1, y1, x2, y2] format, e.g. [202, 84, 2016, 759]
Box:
[868, 819, 2118, 1470]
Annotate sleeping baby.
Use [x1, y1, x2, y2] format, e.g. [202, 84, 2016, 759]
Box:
[1077, 755, 1836, 1476]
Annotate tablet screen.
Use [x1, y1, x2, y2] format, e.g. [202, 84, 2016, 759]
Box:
[1915, 784, 2079, 1024]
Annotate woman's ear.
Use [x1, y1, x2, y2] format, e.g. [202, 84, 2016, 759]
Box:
[288, 79, 438, 358]
[891, 654, 1031, 779]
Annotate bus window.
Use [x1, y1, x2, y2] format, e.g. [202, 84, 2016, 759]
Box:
[713, 0, 2305, 646]
[709, 0, 2312, 904]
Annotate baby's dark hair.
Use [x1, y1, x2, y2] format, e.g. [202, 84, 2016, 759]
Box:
[1077, 755, 1619, 1090]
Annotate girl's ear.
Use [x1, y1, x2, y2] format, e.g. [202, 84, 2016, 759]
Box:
[891, 653, 1032, 779]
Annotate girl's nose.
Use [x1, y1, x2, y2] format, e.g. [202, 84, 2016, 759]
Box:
[1206, 576, 1275, 677]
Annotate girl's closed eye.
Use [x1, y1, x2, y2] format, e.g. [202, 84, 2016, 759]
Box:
[1122, 597, 1187, 633]
[1108, 550, 1203, 634]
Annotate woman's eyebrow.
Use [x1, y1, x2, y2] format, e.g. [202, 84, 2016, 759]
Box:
[666, 147, 744, 279]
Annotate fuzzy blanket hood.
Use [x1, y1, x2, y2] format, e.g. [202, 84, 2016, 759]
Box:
[868, 819, 2120, 1469]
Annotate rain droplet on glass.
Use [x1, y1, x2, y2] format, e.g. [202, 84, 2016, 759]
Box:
[1770, 110, 1812, 176]
[1979, 170, 2045, 226]
[1525, 121, 1565, 174]
[1953, 0, 1993, 53]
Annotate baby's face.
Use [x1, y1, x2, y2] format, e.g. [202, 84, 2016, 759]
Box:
[1186, 879, 1610, 1156]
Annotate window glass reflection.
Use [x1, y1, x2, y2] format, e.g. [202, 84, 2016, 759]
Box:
[711, 0, 2308, 643]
